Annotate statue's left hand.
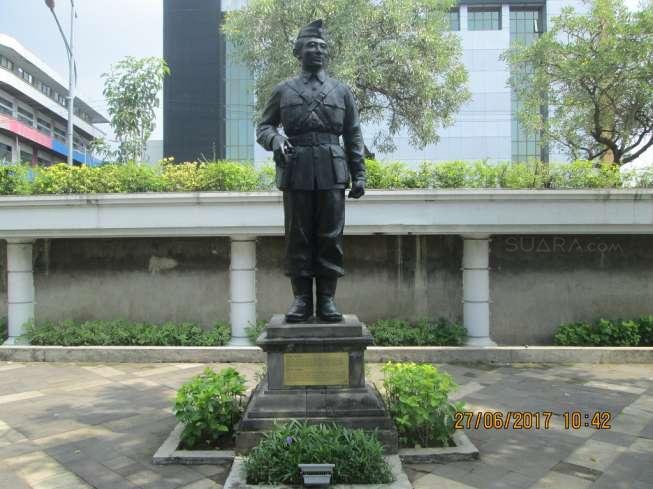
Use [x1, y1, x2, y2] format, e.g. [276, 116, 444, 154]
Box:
[348, 180, 365, 199]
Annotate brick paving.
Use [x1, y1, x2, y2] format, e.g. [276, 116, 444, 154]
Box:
[0, 361, 651, 489]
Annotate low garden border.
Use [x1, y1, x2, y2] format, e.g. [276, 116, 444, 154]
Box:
[1, 345, 651, 364]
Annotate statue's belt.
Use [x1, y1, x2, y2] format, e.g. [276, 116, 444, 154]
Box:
[288, 133, 340, 146]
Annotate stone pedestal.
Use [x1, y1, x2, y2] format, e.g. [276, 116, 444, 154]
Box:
[235, 314, 398, 454]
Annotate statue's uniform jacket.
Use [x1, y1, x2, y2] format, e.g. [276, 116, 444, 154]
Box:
[256, 70, 366, 277]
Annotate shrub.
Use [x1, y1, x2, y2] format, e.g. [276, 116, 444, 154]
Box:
[0, 317, 6, 341]
[553, 319, 640, 346]
[98, 162, 164, 192]
[637, 316, 653, 346]
[161, 162, 203, 191]
[197, 161, 259, 191]
[244, 421, 392, 485]
[382, 362, 463, 448]
[0, 164, 31, 195]
[173, 367, 246, 449]
[23, 319, 231, 346]
[368, 318, 467, 346]
[548, 161, 622, 189]
[1, 158, 646, 195]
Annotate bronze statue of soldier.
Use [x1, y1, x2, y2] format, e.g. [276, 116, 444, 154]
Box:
[256, 19, 366, 323]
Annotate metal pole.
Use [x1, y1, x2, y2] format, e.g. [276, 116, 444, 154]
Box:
[45, 0, 75, 166]
[66, 0, 75, 165]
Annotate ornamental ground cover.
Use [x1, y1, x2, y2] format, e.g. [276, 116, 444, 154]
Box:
[244, 421, 393, 485]
[23, 319, 231, 346]
[368, 318, 467, 346]
[246, 317, 467, 346]
[554, 316, 653, 346]
[1, 159, 652, 195]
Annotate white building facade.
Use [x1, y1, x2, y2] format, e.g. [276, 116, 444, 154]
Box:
[375, 0, 582, 165]
[0, 34, 107, 166]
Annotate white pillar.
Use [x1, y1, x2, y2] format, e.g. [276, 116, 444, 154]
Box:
[229, 236, 257, 346]
[5, 239, 34, 345]
[462, 235, 496, 346]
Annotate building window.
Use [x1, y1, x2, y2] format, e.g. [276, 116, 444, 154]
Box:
[510, 7, 543, 162]
[448, 9, 460, 31]
[53, 126, 66, 142]
[468, 7, 501, 30]
[20, 150, 33, 163]
[37, 156, 52, 166]
[17, 67, 34, 85]
[38, 82, 52, 97]
[37, 117, 52, 135]
[0, 55, 14, 71]
[0, 95, 12, 116]
[54, 92, 67, 107]
[225, 41, 255, 162]
[17, 106, 34, 126]
[0, 143, 12, 163]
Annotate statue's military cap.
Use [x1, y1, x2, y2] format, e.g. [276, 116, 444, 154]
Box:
[297, 19, 326, 40]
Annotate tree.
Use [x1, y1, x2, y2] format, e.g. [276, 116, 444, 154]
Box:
[102, 57, 170, 162]
[222, 0, 470, 153]
[503, 0, 653, 165]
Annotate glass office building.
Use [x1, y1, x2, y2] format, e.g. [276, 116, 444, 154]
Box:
[163, 0, 583, 165]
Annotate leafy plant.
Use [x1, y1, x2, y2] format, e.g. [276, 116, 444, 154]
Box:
[244, 421, 392, 485]
[553, 318, 641, 346]
[173, 367, 247, 449]
[382, 362, 463, 448]
[0, 317, 6, 342]
[23, 320, 231, 346]
[369, 318, 467, 346]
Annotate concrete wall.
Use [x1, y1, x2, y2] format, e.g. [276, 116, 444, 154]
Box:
[3, 234, 653, 344]
[491, 235, 653, 344]
[31, 238, 231, 326]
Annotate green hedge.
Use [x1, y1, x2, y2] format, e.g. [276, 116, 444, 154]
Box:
[553, 317, 653, 346]
[368, 318, 467, 346]
[24, 319, 231, 346]
[1, 159, 651, 195]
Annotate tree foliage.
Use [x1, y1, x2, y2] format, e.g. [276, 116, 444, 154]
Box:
[222, 0, 470, 152]
[503, 0, 653, 164]
[102, 57, 170, 162]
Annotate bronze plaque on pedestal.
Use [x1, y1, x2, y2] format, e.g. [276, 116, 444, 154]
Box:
[283, 352, 349, 386]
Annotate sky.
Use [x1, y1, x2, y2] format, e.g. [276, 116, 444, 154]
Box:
[0, 0, 648, 165]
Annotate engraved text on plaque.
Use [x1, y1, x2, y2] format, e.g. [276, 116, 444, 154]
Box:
[283, 352, 349, 386]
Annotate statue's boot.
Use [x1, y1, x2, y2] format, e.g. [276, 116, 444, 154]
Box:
[285, 277, 313, 323]
[316, 277, 343, 322]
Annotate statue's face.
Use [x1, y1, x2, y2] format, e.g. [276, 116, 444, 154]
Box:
[298, 37, 328, 68]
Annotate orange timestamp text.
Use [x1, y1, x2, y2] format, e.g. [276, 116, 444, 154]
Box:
[454, 411, 612, 430]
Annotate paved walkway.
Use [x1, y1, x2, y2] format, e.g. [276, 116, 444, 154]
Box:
[0, 361, 651, 489]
